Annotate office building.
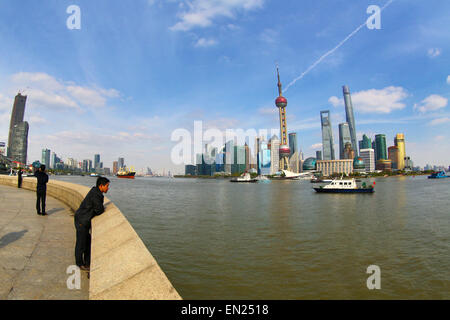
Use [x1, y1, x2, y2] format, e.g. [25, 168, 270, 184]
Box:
[316, 150, 322, 161]
[375, 134, 387, 161]
[94, 154, 101, 170]
[388, 146, 399, 170]
[343, 142, 355, 160]
[360, 148, 375, 172]
[9, 122, 29, 164]
[289, 132, 298, 156]
[342, 85, 358, 155]
[224, 140, 234, 174]
[394, 133, 406, 170]
[320, 110, 335, 160]
[339, 123, 352, 159]
[118, 157, 125, 169]
[316, 159, 353, 176]
[359, 134, 372, 151]
[269, 135, 280, 174]
[42, 149, 51, 167]
[376, 159, 392, 171]
[259, 140, 271, 175]
[113, 161, 118, 174]
[7, 93, 27, 159]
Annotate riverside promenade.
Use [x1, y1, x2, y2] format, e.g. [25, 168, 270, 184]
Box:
[0, 175, 181, 300]
[0, 184, 89, 299]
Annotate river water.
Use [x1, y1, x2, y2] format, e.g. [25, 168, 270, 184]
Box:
[53, 175, 449, 299]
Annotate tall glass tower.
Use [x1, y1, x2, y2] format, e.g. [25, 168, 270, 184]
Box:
[375, 134, 387, 160]
[343, 86, 358, 156]
[288, 132, 298, 156]
[7, 93, 27, 158]
[338, 123, 352, 160]
[320, 110, 335, 160]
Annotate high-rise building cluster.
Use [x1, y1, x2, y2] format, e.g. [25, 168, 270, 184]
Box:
[7, 93, 29, 165]
[315, 85, 415, 176]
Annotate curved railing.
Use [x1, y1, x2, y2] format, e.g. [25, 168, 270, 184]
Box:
[0, 174, 182, 300]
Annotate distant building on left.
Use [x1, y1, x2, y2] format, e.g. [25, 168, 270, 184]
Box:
[7, 93, 29, 165]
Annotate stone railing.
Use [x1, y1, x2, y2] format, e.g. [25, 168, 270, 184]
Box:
[0, 174, 182, 300]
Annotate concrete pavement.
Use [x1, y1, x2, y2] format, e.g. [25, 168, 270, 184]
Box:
[0, 184, 89, 299]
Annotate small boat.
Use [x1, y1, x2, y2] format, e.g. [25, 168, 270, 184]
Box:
[314, 178, 375, 193]
[428, 171, 449, 179]
[90, 173, 99, 177]
[230, 172, 258, 183]
[255, 175, 269, 181]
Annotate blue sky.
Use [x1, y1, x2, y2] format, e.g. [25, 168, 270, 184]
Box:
[0, 0, 449, 173]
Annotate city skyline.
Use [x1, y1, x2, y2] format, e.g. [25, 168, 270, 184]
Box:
[0, 1, 449, 172]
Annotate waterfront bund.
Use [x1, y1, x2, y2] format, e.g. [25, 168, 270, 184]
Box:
[53, 175, 449, 299]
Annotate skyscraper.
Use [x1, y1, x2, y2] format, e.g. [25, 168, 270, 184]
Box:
[288, 132, 298, 156]
[118, 157, 125, 169]
[342, 85, 358, 155]
[259, 140, 271, 175]
[7, 93, 27, 158]
[320, 110, 335, 160]
[359, 134, 372, 150]
[9, 122, 29, 164]
[7, 93, 29, 164]
[113, 161, 118, 174]
[269, 135, 280, 174]
[360, 148, 375, 172]
[42, 149, 51, 167]
[338, 123, 352, 159]
[394, 133, 406, 170]
[316, 150, 322, 161]
[275, 68, 290, 170]
[388, 146, 399, 170]
[94, 154, 101, 170]
[375, 134, 387, 160]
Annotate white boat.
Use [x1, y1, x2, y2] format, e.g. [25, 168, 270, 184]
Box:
[90, 173, 99, 177]
[255, 175, 269, 181]
[314, 178, 375, 193]
[230, 172, 258, 183]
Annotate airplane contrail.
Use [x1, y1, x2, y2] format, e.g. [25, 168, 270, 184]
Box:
[283, 0, 395, 94]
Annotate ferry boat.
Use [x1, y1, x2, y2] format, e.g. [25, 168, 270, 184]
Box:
[116, 167, 136, 179]
[90, 173, 99, 177]
[428, 171, 449, 179]
[230, 172, 258, 183]
[313, 178, 375, 193]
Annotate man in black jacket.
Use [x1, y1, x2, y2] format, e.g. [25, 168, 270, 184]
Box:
[74, 176, 110, 271]
[34, 165, 49, 215]
[18, 168, 23, 188]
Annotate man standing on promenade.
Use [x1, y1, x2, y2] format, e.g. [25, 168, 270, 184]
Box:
[18, 168, 23, 188]
[34, 165, 48, 215]
[74, 176, 110, 271]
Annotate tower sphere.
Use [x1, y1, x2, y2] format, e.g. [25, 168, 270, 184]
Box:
[279, 144, 290, 156]
[275, 96, 287, 108]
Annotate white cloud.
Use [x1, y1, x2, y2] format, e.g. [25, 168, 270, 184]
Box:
[414, 94, 448, 113]
[194, 37, 217, 47]
[6, 72, 120, 111]
[428, 117, 450, 126]
[329, 86, 408, 114]
[447, 75, 450, 85]
[170, 0, 264, 31]
[427, 48, 442, 58]
[310, 143, 322, 150]
[328, 96, 343, 107]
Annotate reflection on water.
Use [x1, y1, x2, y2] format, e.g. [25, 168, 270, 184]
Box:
[53, 175, 450, 299]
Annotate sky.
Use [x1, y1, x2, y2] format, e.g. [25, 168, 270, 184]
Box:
[0, 0, 449, 174]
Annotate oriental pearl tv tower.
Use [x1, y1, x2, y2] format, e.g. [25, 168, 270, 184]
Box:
[275, 67, 290, 171]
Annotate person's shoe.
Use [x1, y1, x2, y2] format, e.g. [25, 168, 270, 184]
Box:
[80, 265, 90, 272]
[37, 212, 41, 215]
[41, 212, 47, 216]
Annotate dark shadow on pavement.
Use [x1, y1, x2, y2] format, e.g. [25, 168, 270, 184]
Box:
[0, 230, 28, 249]
[45, 207, 65, 215]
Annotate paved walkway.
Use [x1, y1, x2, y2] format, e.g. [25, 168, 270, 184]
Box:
[0, 184, 88, 299]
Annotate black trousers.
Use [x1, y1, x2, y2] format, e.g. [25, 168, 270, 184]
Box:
[36, 190, 46, 214]
[18, 177, 22, 188]
[74, 221, 91, 267]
